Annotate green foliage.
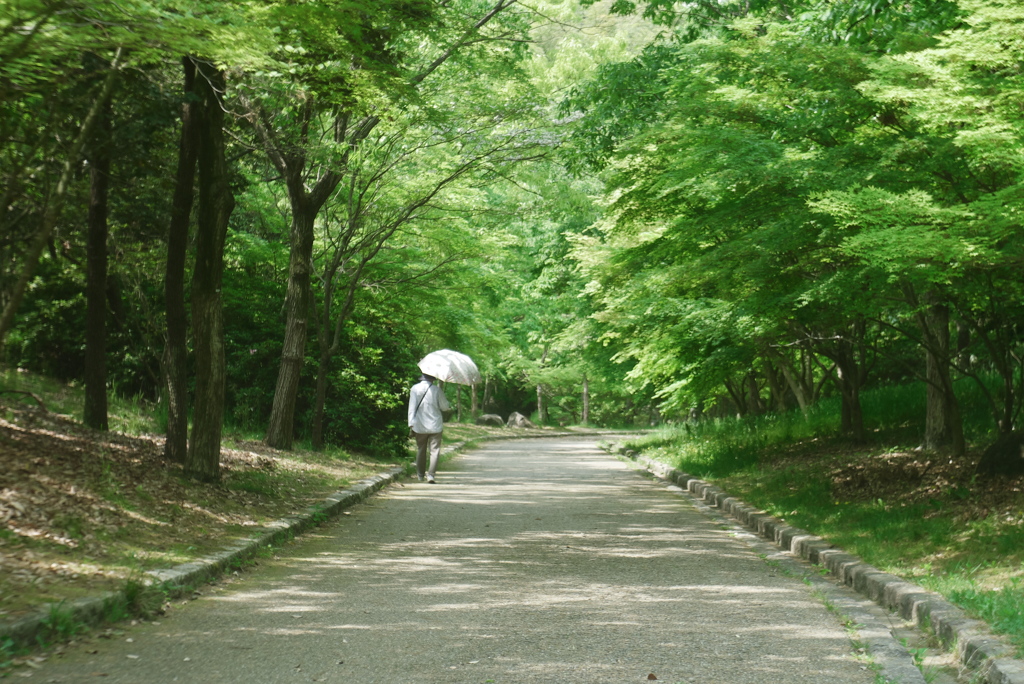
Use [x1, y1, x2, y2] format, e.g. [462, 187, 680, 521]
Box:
[5, 258, 87, 382]
[8, 0, 1018, 457]
[39, 602, 85, 644]
[222, 231, 289, 433]
[560, 41, 679, 173]
[6, 255, 162, 399]
[310, 312, 417, 457]
[561, 0, 1024, 442]
[809, 0, 963, 50]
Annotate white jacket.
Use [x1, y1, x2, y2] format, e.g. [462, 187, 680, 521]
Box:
[408, 380, 450, 434]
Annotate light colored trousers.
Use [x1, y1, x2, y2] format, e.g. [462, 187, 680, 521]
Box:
[414, 432, 443, 478]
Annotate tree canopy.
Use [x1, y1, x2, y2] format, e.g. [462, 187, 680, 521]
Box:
[2, 0, 1023, 475]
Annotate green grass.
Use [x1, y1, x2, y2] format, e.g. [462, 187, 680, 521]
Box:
[39, 602, 85, 644]
[0, 638, 15, 670]
[0, 368, 161, 433]
[226, 470, 279, 496]
[947, 580, 1024, 653]
[0, 369, 81, 416]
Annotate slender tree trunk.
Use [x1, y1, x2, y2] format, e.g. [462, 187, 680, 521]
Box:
[162, 57, 199, 464]
[536, 346, 548, 424]
[307, 216, 367, 449]
[0, 52, 121, 354]
[266, 205, 316, 449]
[763, 359, 787, 413]
[310, 267, 340, 450]
[724, 377, 747, 417]
[456, 385, 462, 422]
[834, 339, 865, 441]
[185, 63, 234, 482]
[776, 354, 811, 416]
[746, 373, 765, 415]
[83, 96, 111, 431]
[483, 377, 494, 412]
[955, 320, 971, 368]
[310, 348, 331, 449]
[923, 300, 964, 454]
[582, 373, 590, 425]
[471, 382, 478, 419]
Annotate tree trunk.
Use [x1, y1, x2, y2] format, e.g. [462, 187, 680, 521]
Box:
[483, 377, 494, 412]
[471, 382, 478, 419]
[310, 269, 346, 450]
[834, 339, 865, 441]
[582, 373, 590, 425]
[536, 384, 545, 425]
[309, 347, 332, 450]
[922, 300, 965, 454]
[763, 358, 787, 413]
[456, 385, 462, 422]
[724, 377, 747, 417]
[976, 431, 1024, 478]
[83, 96, 110, 431]
[776, 352, 811, 416]
[185, 63, 234, 482]
[162, 57, 199, 464]
[746, 373, 765, 415]
[955, 319, 971, 366]
[266, 205, 316, 449]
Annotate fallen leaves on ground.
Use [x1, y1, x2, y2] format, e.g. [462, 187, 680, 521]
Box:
[829, 448, 1024, 522]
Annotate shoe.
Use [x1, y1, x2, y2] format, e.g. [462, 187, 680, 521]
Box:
[426, 474, 436, 484]
[417, 474, 424, 482]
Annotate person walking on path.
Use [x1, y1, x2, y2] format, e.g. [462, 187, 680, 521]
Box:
[408, 373, 450, 483]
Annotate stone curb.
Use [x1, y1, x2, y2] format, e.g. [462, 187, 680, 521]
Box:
[667, 477, 928, 684]
[628, 450, 1024, 684]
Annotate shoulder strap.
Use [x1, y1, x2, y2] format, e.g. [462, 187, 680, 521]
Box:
[412, 384, 428, 417]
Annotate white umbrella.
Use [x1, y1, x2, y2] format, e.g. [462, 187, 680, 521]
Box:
[417, 349, 482, 386]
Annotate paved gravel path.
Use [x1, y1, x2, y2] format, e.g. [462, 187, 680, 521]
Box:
[39, 437, 878, 683]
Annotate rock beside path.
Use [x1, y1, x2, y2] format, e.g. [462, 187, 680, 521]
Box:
[506, 411, 535, 428]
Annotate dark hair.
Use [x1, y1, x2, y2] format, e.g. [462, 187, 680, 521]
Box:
[419, 373, 436, 383]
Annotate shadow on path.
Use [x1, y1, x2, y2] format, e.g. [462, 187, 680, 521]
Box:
[38, 439, 875, 684]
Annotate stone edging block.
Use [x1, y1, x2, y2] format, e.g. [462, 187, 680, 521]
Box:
[631, 452, 1024, 684]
